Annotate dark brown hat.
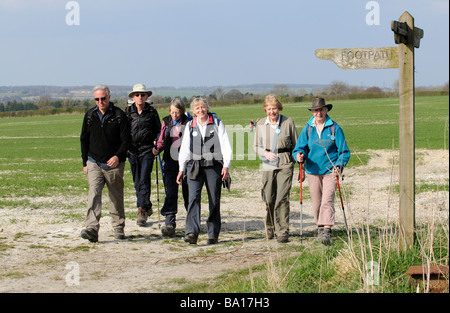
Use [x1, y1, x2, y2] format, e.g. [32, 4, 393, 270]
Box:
[308, 98, 332, 112]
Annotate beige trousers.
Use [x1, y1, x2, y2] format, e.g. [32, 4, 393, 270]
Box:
[307, 173, 337, 227]
[84, 161, 126, 232]
[261, 166, 293, 237]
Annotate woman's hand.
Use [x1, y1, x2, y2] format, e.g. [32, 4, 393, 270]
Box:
[221, 167, 229, 181]
[333, 166, 341, 177]
[264, 151, 277, 162]
[176, 171, 183, 185]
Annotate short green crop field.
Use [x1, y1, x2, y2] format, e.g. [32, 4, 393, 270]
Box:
[0, 95, 448, 205]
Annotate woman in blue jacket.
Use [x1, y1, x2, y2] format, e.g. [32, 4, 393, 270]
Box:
[292, 98, 350, 245]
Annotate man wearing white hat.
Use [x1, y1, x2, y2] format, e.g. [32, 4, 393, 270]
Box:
[126, 84, 161, 226]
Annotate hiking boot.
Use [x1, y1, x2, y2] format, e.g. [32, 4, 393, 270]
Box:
[114, 228, 125, 240]
[316, 226, 324, 240]
[320, 228, 332, 246]
[81, 228, 98, 243]
[161, 225, 175, 237]
[136, 207, 148, 226]
[277, 235, 289, 243]
[184, 233, 198, 244]
[207, 238, 218, 245]
[266, 228, 274, 240]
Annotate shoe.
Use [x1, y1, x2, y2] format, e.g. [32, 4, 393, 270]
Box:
[316, 226, 324, 240]
[207, 238, 218, 245]
[266, 228, 274, 240]
[161, 225, 175, 237]
[277, 235, 289, 243]
[184, 233, 198, 244]
[114, 228, 125, 240]
[320, 228, 331, 246]
[81, 228, 98, 243]
[136, 207, 148, 226]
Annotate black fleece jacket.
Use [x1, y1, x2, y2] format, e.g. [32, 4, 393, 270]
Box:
[80, 103, 131, 167]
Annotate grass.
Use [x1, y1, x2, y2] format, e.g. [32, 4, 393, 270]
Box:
[174, 223, 448, 293]
[0, 95, 448, 292]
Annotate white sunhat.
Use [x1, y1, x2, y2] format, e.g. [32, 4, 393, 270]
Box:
[128, 83, 153, 98]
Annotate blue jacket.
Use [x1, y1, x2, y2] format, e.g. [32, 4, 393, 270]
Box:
[292, 115, 350, 175]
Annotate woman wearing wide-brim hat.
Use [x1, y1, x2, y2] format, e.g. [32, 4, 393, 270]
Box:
[292, 98, 350, 245]
[126, 83, 161, 227]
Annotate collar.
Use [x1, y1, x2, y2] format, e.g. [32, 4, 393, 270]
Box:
[308, 115, 332, 127]
[93, 102, 113, 114]
[132, 102, 151, 112]
[191, 113, 213, 127]
[264, 115, 281, 126]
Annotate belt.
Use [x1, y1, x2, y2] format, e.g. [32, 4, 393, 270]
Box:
[265, 148, 292, 154]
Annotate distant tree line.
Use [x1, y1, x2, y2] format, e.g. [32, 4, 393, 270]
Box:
[1, 81, 448, 118]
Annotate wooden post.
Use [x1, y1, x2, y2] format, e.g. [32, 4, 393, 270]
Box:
[392, 11, 423, 250]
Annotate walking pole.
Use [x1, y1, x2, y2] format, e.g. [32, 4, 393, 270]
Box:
[336, 175, 349, 236]
[158, 154, 164, 180]
[298, 163, 303, 238]
[155, 155, 161, 229]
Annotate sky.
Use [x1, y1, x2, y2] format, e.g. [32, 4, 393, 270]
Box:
[0, 0, 448, 89]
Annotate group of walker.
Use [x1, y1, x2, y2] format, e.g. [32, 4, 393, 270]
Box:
[80, 84, 350, 246]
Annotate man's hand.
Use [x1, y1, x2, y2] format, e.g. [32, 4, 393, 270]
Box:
[106, 155, 119, 168]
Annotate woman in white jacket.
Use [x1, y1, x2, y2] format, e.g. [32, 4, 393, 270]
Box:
[176, 96, 232, 245]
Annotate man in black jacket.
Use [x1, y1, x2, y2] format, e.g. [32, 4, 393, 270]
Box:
[126, 84, 161, 226]
[80, 84, 131, 242]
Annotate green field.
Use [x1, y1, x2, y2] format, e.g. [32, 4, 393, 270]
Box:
[0, 95, 448, 203]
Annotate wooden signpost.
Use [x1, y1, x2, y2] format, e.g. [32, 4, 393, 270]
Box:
[315, 11, 423, 249]
[315, 47, 399, 70]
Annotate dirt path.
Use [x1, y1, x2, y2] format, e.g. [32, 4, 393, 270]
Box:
[0, 149, 448, 292]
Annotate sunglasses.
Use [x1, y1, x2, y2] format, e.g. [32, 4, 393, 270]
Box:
[134, 93, 148, 98]
[94, 97, 107, 102]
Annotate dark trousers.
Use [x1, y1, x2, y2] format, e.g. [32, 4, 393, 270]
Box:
[128, 152, 154, 211]
[185, 162, 222, 239]
[161, 158, 188, 226]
